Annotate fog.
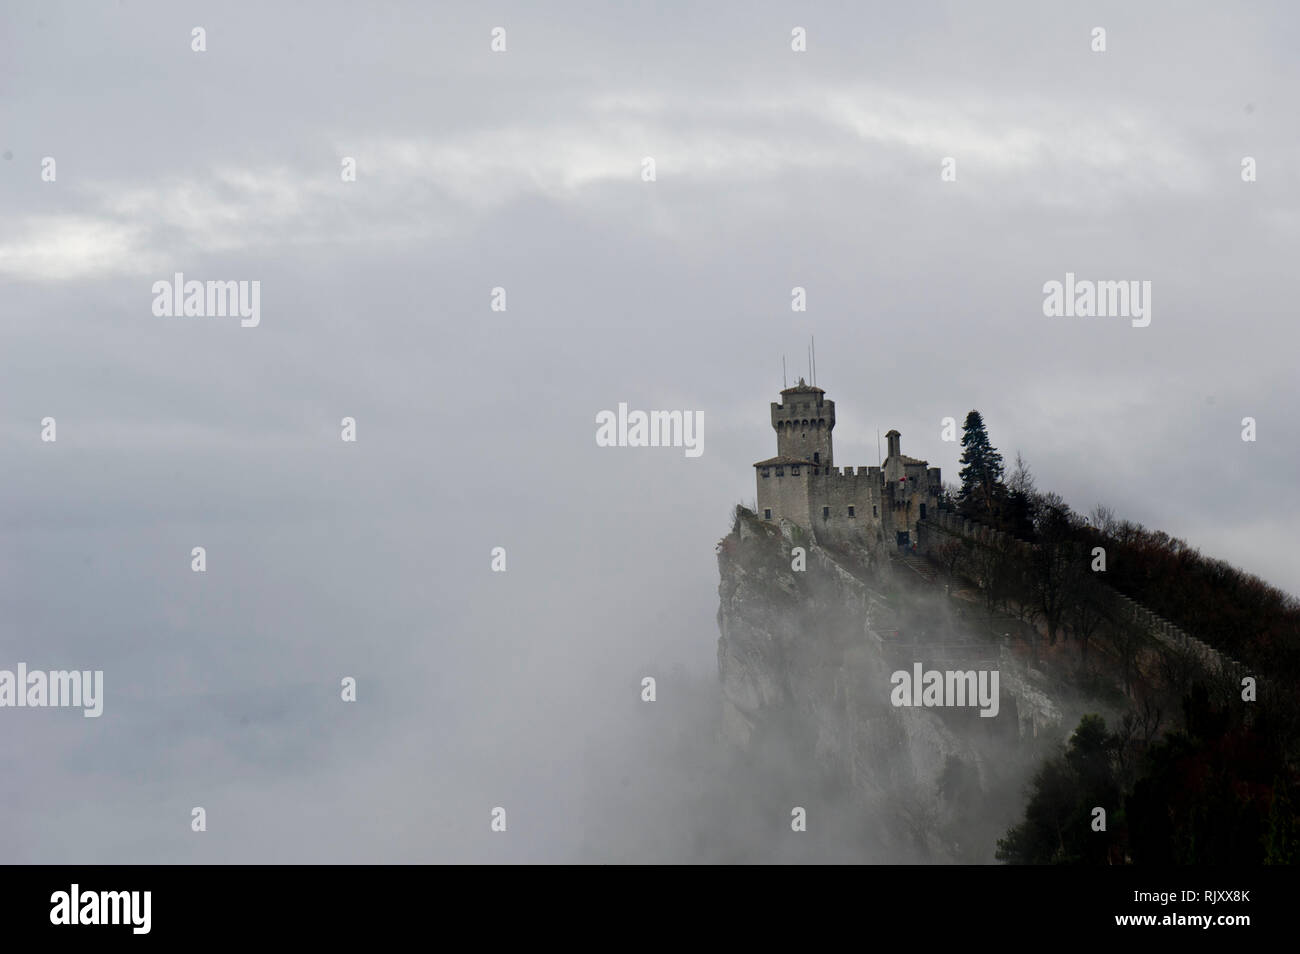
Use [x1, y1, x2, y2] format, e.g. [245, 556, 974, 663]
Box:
[1, 0, 1297, 861]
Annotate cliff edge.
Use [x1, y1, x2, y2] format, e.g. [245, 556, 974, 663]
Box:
[715, 505, 1110, 861]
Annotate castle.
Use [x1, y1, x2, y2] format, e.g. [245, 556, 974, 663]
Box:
[754, 380, 941, 548]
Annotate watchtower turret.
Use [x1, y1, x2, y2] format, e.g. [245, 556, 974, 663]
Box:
[770, 378, 834, 467]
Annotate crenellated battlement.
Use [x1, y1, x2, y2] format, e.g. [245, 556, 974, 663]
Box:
[915, 510, 1247, 680]
[769, 381, 836, 466]
[754, 379, 939, 547]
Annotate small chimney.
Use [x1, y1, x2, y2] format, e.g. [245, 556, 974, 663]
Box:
[885, 429, 901, 459]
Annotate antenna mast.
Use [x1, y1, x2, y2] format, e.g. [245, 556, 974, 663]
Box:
[782, 356, 787, 389]
[811, 335, 817, 386]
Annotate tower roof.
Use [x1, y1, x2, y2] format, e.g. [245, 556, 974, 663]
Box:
[781, 376, 824, 395]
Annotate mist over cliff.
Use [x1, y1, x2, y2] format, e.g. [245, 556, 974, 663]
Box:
[6, 2, 1299, 871]
[569, 496, 1200, 864]
[706, 507, 1109, 862]
[549, 505, 1079, 864]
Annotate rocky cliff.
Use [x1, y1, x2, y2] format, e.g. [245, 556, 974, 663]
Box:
[715, 507, 1110, 862]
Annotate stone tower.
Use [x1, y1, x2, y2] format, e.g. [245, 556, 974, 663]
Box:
[754, 381, 941, 547]
[771, 379, 835, 468]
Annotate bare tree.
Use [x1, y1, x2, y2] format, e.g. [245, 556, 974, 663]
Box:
[1029, 501, 1075, 646]
[936, 538, 964, 580]
[1088, 503, 1117, 536]
[1158, 632, 1202, 701]
[970, 536, 1017, 638]
[1008, 451, 1036, 498]
[939, 480, 962, 511]
[1109, 611, 1151, 698]
[1113, 698, 1163, 789]
[1137, 696, 1163, 745]
[1067, 575, 1108, 667]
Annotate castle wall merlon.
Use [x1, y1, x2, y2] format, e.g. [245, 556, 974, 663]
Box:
[771, 401, 835, 420]
[755, 383, 939, 542]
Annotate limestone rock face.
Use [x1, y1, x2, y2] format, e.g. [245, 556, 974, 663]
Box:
[715, 508, 1066, 862]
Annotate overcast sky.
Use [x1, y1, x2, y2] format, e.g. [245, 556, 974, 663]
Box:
[2, 1, 1297, 862]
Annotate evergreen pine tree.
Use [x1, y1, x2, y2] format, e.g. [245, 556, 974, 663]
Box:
[958, 410, 1005, 518]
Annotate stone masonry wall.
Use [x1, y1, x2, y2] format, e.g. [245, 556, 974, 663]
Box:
[917, 510, 1246, 679]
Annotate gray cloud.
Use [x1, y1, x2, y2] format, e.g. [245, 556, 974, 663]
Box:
[1, 0, 1296, 861]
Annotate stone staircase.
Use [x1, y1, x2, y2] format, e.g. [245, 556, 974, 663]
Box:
[890, 549, 938, 584]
